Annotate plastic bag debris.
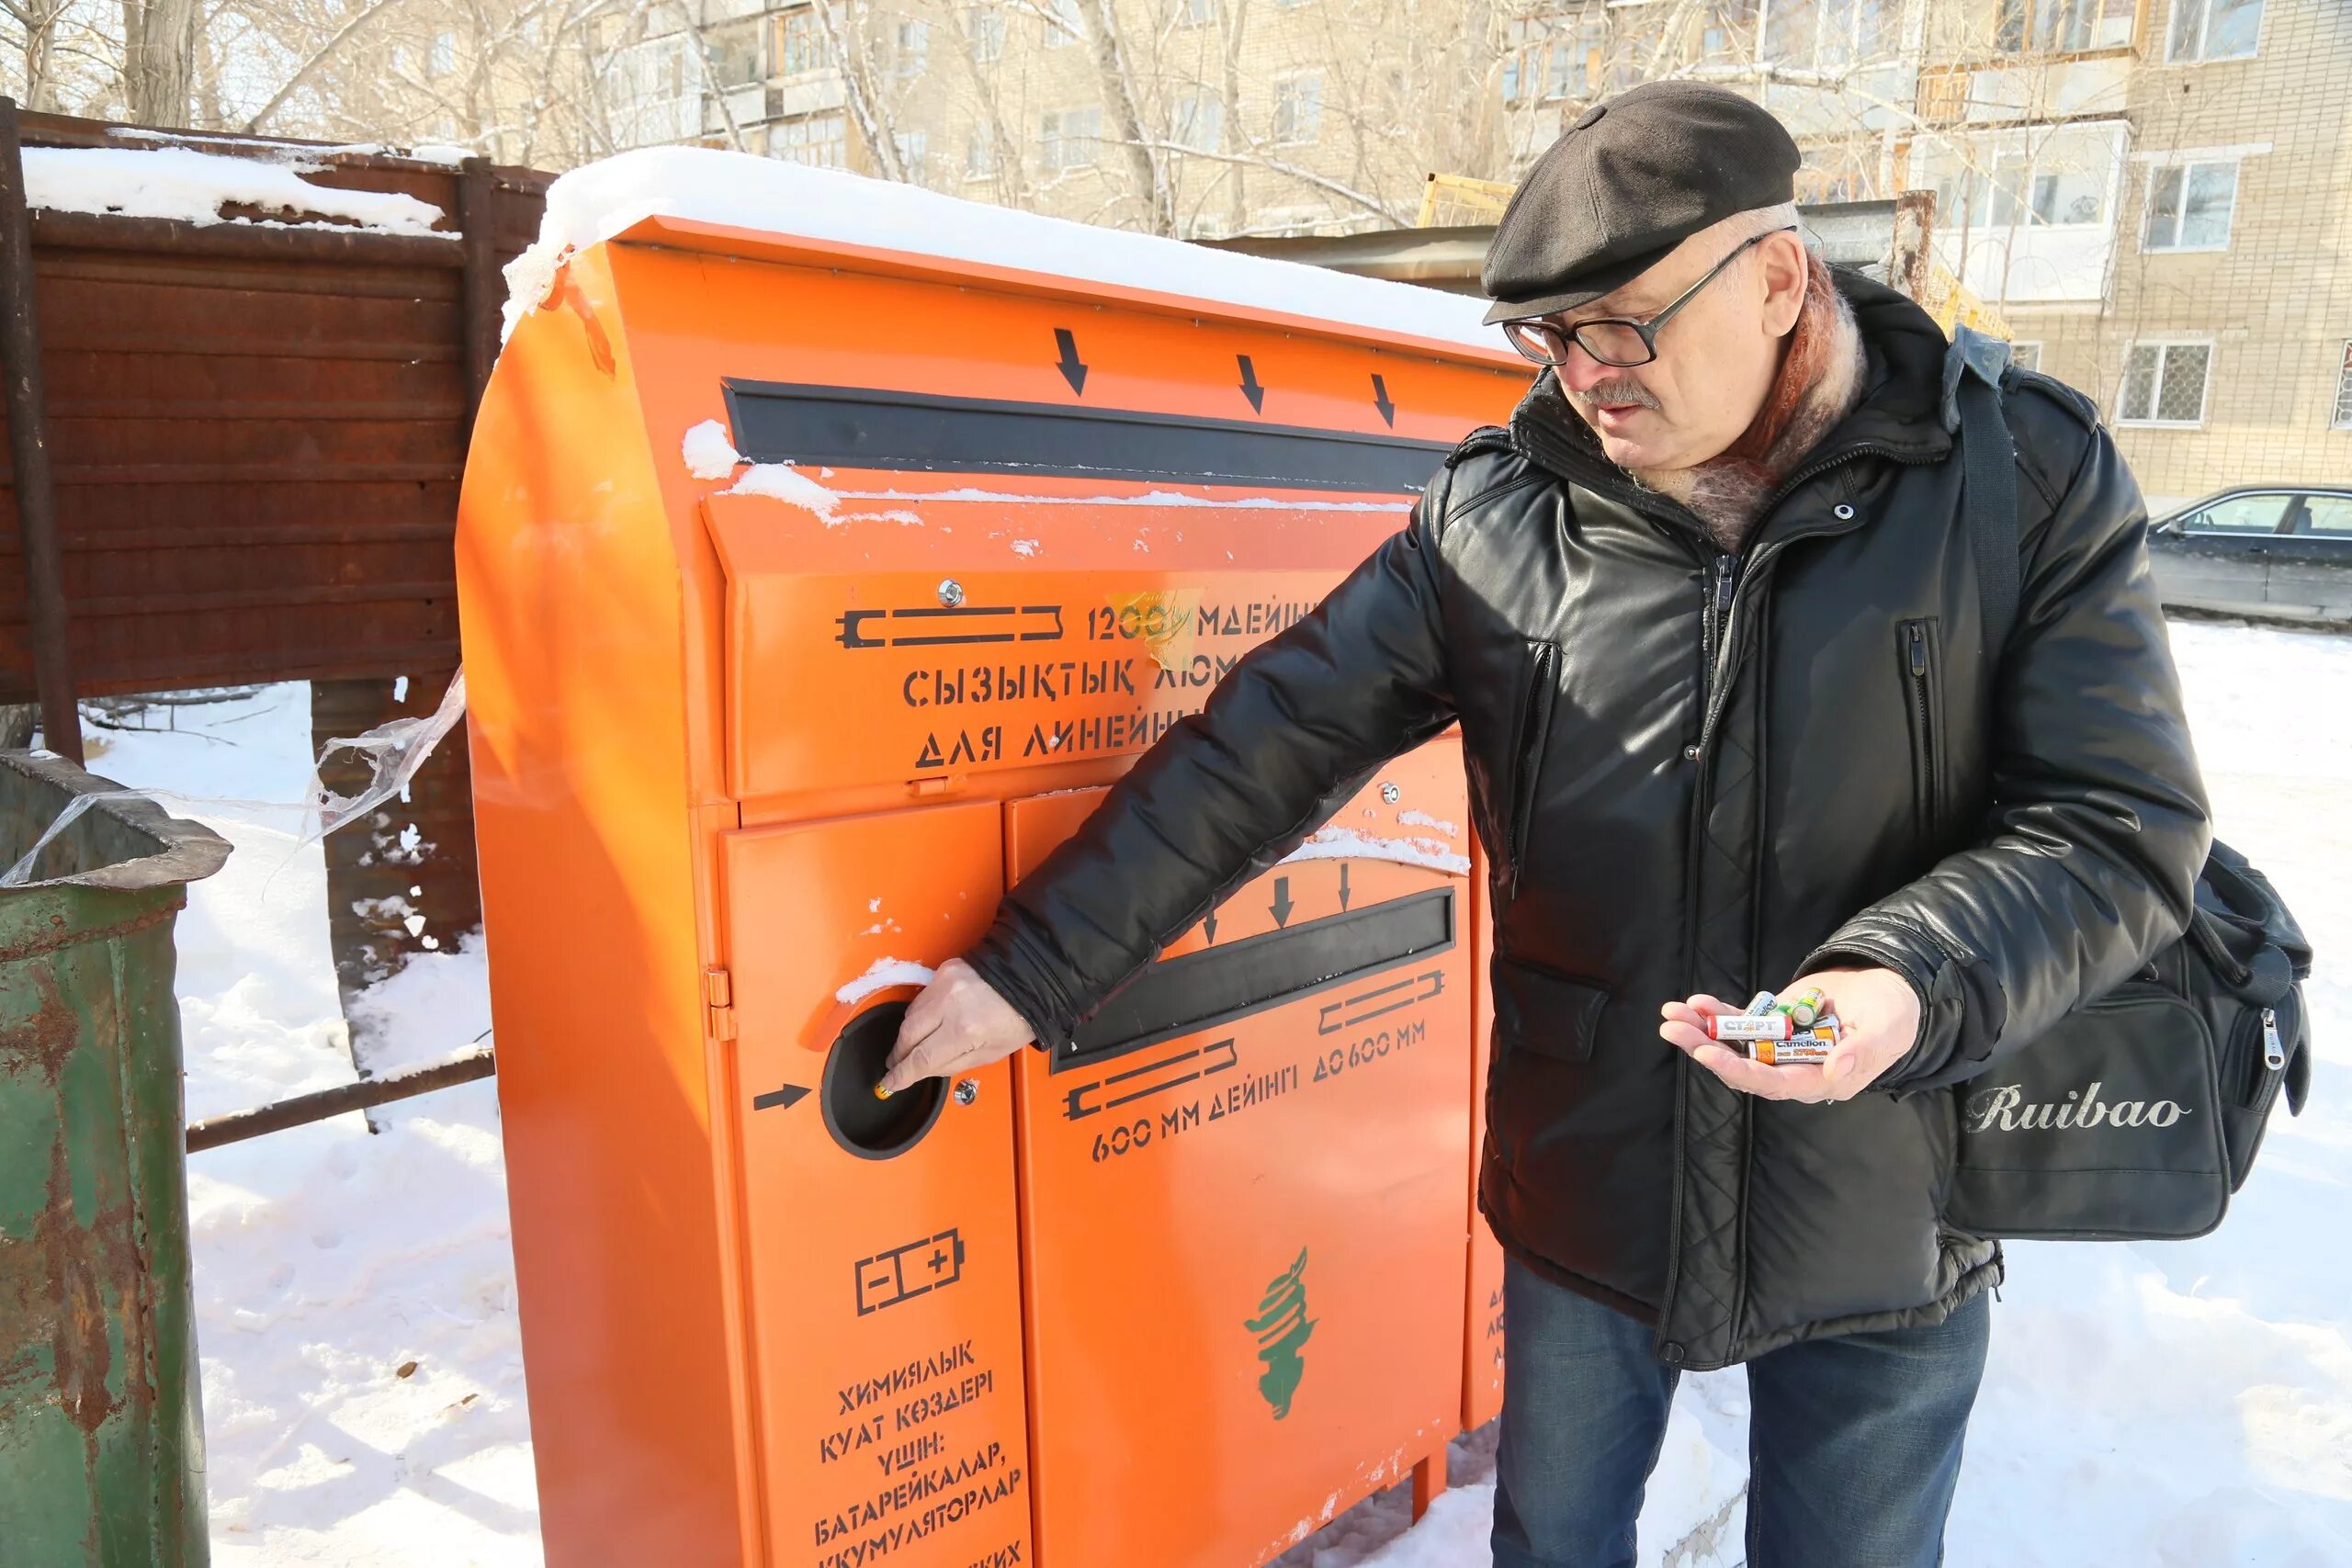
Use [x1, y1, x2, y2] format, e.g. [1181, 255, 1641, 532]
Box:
[0, 671, 469, 889]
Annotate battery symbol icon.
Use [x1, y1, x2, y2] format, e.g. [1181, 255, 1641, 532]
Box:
[854, 1228, 967, 1315]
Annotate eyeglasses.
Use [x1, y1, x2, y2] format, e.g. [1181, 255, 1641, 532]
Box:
[1499, 227, 1800, 369]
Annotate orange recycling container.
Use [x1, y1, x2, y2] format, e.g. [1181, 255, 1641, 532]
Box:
[456, 188, 1527, 1566]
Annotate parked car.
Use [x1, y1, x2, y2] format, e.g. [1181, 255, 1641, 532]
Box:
[2145, 486, 2352, 625]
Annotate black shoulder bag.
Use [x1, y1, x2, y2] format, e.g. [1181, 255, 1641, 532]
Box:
[1935, 326, 2316, 1241]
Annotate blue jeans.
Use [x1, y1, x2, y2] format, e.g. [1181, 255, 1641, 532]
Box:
[1493, 1258, 1990, 1568]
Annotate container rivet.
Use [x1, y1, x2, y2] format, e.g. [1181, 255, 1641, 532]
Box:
[938, 579, 966, 607]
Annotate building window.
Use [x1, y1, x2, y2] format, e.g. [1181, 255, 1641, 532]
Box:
[776, 8, 835, 74]
[963, 7, 1005, 62]
[893, 130, 928, 180]
[2143, 160, 2238, 251]
[1175, 0, 1214, 25]
[964, 130, 997, 179]
[1044, 0, 1083, 47]
[772, 113, 847, 168]
[1173, 91, 1223, 152]
[1039, 107, 1102, 171]
[2118, 342, 2212, 426]
[1544, 11, 1609, 97]
[2334, 342, 2352, 430]
[1273, 73, 1322, 144]
[1995, 0, 2135, 52]
[1501, 51, 1523, 104]
[1761, 0, 1886, 71]
[2168, 0, 2261, 61]
[430, 28, 457, 76]
[895, 19, 928, 76]
[2010, 341, 2043, 373]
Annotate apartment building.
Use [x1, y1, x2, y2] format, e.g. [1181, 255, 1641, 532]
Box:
[605, 0, 2349, 503]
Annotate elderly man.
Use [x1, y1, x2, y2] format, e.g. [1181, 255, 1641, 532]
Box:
[880, 82, 2209, 1567]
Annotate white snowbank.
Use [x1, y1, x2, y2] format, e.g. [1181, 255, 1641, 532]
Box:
[500, 146, 1503, 350]
[679, 418, 741, 479]
[26, 145, 449, 237]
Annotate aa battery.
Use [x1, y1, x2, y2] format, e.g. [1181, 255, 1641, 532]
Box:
[1708, 1011, 1801, 1043]
[1750, 1025, 1839, 1066]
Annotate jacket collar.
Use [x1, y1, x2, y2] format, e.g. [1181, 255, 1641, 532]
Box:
[1506, 270, 1955, 513]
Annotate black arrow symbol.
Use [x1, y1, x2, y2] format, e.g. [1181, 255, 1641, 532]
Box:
[1339, 863, 1351, 910]
[1371, 374, 1395, 427]
[1237, 354, 1265, 413]
[752, 1083, 810, 1111]
[1055, 328, 1088, 395]
[1204, 906, 1218, 944]
[1269, 875, 1294, 927]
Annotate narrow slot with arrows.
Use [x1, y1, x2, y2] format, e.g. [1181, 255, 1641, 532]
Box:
[1054, 887, 1456, 1072]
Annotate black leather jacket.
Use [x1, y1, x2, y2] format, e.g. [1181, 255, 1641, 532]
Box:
[961, 276, 2211, 1370]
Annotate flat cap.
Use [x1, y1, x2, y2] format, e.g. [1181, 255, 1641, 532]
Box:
[1480, 83, 1802, 325]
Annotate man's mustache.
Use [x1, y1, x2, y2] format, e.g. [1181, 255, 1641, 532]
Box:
[1566, 378, 1663, 412]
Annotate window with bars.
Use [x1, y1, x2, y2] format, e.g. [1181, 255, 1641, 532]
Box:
[2118, 342, 2212, 426]
[772, 113, 847, 169]
[1760, 0, 1886, 70]
[2334, 342, 2352, 431]
[2169, 0, 2262, 62]
[1039, 107, 1102, 170]
[1995, 0, 2135, 52]
[2143, 161, 2238, 251]
[775, 9, 835, 74]
[963, 7, 1005, 62]
[963, 130, 997, 180]
[894, 19, 928, 76]
[893, 130, 928, 180]
[1274, 73, 1322, 144]
[1173, 92, 1224, 152]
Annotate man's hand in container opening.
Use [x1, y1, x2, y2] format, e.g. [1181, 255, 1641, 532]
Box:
[877, 958, 1036, 1096]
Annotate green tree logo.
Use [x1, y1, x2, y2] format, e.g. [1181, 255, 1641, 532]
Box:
[1245, 1247, 1317, 1419]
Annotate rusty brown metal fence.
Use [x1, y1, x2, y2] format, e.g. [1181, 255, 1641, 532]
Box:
[0, 106, 551, 1012]
[0, 106, 550, 736]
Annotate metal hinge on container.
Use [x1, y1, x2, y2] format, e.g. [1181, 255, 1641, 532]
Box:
[705, 967, 738, 1041]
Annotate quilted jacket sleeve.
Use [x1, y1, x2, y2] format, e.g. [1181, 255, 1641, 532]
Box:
[958, 471, 1463, 1054]
[1802, 388, 2213, 1100]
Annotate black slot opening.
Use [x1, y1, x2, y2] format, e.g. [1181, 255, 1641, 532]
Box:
[822, 1002, 946, 1159]
[1055, 887, 1456, 1073]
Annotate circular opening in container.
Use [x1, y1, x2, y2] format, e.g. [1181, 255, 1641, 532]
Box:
[820, 1001, 945, 1160]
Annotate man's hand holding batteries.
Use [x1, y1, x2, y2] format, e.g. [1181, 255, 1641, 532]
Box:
[877, 957, 1036, 1096]
[1656, 967, 1920, 1104]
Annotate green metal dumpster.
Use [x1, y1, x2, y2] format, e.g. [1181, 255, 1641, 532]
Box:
[0, 749, 227, 1566]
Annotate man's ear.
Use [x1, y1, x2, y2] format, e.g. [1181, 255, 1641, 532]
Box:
[1760, 231, 1810, 337]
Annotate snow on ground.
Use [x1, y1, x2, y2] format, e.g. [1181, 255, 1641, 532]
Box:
[103, 618, 2350, 1566]
[84, 688, 533, 1567]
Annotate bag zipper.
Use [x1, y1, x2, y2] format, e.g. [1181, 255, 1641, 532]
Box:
[2262, 1006, 2284, 1072]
